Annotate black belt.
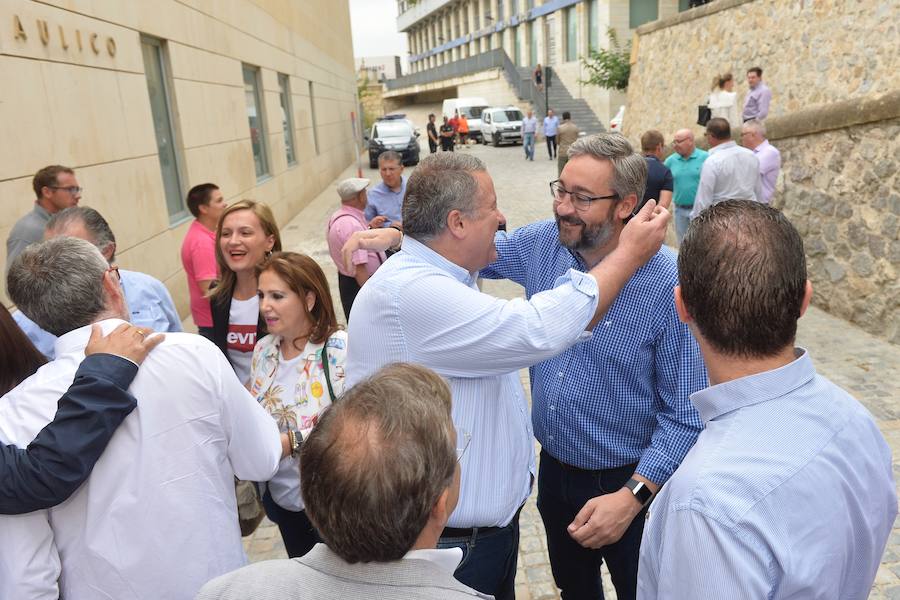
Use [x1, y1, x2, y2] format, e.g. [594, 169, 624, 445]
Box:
[440, 503, 524, 539]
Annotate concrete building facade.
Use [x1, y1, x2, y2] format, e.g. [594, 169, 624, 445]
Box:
[1, 0, 359, 314]
[395, 0, 691, 124]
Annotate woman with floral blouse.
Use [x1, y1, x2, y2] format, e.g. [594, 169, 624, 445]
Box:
[249, 251, 347, 557]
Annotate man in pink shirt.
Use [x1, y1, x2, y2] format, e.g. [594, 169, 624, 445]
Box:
[327, 178, 386, 320]
[181, 183, 226, 339]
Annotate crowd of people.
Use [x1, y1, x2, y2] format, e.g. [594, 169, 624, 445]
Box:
[0, 111, 895, 600]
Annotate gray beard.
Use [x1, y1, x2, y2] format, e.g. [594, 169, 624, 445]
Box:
[555, 213, 616, 254]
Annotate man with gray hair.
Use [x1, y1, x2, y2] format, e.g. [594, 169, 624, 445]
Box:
[740, 119, 781, 203]
[478, 133, 705, 599]
[198, 363, 490, 599]
[0, 237, 282, 599]
[13, 206, 182, 358]
[345, 150, 671, 599]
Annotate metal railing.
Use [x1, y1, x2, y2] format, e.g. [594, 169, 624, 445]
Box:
[386, 48, 548, 116]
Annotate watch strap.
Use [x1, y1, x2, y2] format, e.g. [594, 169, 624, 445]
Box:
[625, 478, 653, 507]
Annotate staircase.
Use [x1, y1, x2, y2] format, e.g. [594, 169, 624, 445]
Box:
[517, 67, 605, 135]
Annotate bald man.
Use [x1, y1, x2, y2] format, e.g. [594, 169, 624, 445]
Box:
[664, 129, 708, 244]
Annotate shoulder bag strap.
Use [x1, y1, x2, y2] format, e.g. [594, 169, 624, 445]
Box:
[320, 342, 336, 402]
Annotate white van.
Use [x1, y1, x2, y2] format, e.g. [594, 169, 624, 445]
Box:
[442, 97, 490, 142]
[480, 106, 525, 146]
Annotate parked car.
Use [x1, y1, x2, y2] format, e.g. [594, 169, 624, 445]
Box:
[366, 114, 420, 168]
[610, 105, 625, 132]
[442, 97, 489, 143]
[481, 106, 525, 146]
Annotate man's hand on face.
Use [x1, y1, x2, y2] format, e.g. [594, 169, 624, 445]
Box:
[567, 488, 642, 549]
[616, 199, 670, 270]
[85, 323, 165, 365]
[368, 216, 388, 229]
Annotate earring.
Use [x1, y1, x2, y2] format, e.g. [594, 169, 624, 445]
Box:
[265, 250, 272, 258]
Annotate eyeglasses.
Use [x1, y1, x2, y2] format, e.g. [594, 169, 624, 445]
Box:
[550, 180, 618, 212]
[456, 429, 472, 463]
[49, 186, 83, 195]
[106, 265, 121, 282]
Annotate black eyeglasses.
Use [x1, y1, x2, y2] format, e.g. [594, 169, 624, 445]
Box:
[549, 180, 618, 212]
[49, 186, 83, 195]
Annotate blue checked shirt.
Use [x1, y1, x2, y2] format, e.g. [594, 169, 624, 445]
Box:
[481, 220, 705, 484]
[346, 236, 601, 528]
[638, 350, 897, 599]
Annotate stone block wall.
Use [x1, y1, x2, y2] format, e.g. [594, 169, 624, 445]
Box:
[623, 0, 899, 343]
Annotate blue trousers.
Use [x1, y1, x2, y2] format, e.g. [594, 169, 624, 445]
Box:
[674, 205, 692, 246]
[523, 132, 535, 160]
[262, 489, 321, 558]
[437, 511, 521, 600]
[537, 450, 647, 600]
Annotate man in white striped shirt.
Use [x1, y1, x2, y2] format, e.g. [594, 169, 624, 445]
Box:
[346, 152, 670, 600]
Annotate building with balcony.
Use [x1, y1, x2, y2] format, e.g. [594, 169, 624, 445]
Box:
[392, 0, 698, 126]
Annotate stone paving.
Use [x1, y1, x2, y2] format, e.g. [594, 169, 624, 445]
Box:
[243, 104, 899, 599]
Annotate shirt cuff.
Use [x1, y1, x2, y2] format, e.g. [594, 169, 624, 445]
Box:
[555, 268, 600, 298]
[635, 447, 681, 486]
[76, 354, 140, 390]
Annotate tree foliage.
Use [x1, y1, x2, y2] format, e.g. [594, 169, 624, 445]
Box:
[580, 28, 631, 91]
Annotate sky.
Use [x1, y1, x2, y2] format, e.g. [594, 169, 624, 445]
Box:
[349, 0, 409, 65]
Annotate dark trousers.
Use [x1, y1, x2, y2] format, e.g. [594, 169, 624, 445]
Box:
[197, 326, 214, 342]
[546, 134, 557, 158]
[537, 450, 647, 600]
[337, 273, 361, 322]
[436, 511, 521, 600]
[262, 489, 320, 558]
[429, 140, 438, 153]
[441, 139, 455, 152]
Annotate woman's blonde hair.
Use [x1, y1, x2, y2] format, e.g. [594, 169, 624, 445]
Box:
[209, 200, 282, 303]
[711, 72, 733, 90]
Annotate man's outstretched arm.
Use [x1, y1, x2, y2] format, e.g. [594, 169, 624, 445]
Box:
[0, 323, 163, 514]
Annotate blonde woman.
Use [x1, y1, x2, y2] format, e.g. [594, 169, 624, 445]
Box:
[708, 73, 740, 132]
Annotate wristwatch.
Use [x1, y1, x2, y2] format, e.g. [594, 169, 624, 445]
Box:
[624, 478, 653, 508]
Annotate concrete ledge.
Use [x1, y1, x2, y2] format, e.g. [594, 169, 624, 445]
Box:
[383, 68, 502, 98]
[636, 0, 757, 35]
[766, 90, 900, 141]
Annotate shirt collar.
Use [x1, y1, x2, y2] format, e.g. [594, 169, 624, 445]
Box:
[690, 348, 815, 424]
[402, 547, 464, 574]
[55, 318, 129, 357]
[339, 204, 366, 219]
[709, 140, 737, 154]
[753, 140, 771, 153]
[33, 203, 52, 220]
[401, 236, 477, 285]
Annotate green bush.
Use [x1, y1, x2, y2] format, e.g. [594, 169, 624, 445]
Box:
[579, 28, 631, 91]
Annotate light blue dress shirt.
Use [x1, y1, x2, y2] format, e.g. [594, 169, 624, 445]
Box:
[12, 269, 183, 359]
[346, 237, 600, 528]
[638, 349, 897, 600]
[543, 116, 560, 136]
[481, 221, 705, 484]
[364, 176, 407, 227]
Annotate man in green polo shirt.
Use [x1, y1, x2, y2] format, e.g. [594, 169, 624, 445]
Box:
[664, 129, 708, 244]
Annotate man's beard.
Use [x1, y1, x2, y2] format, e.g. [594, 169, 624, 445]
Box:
[555, 208, 617, 253]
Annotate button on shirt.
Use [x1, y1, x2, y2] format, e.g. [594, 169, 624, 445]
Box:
[638, 350, 897, 600]
[481, 221, 705, 482]
[0, 320, 282, 600]
[691, 141, 762, 219]
[346, 236, 601, 528]
[543, 115, 560, 136]
[11, 268, 183, 359]
[364, 176, 407, 227]
[742, 81, 772, 121]
[753, 139, 781, 203]
[664, 148, 708, 208]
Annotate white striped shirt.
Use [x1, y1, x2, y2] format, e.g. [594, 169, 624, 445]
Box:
[346, 237, 599, 528]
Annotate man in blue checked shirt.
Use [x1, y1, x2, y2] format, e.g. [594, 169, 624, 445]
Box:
[638, 201, 896, 599]
[479, 134, 705, 600]
[344, 151, 672, 600]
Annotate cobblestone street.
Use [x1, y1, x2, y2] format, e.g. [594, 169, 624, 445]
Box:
[244, 107, 900, 599]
